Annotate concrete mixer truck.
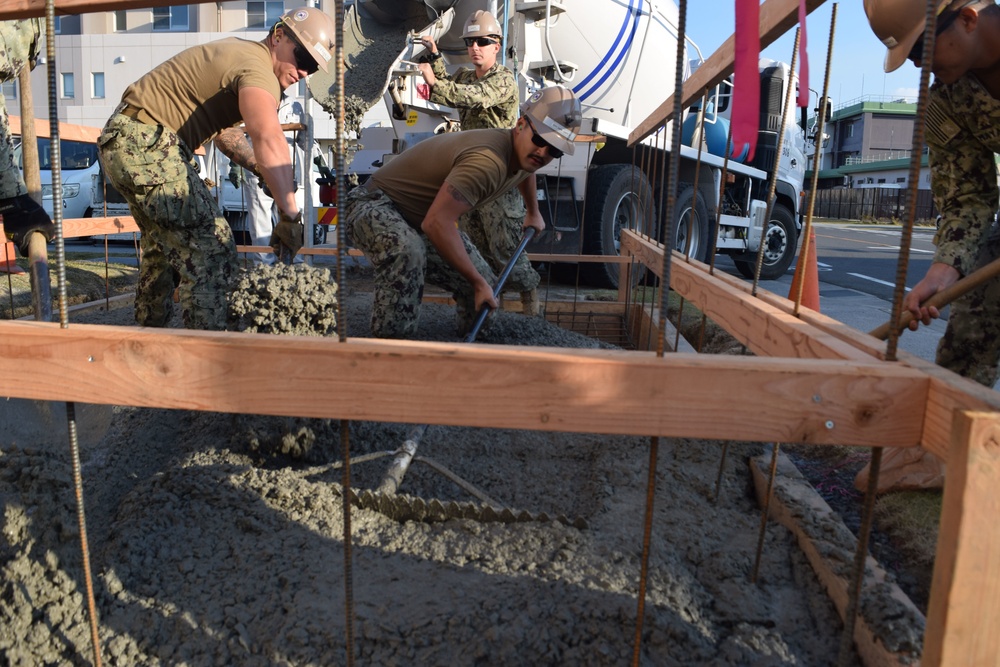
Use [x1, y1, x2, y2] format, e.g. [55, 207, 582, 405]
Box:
[324, 0, 806, 287]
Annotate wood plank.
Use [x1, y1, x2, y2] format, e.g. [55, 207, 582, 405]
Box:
[744, 275, 1000, 459]
[750, 452, 924, 667]
[923, 411, 1000, 667]
[629, 0, 828, 145]
[0, 320, 926, 447]
[621, 231, 871, 361]
[64, 216, 139, 238]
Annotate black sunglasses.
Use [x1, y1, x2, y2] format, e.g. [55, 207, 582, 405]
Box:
[525, 118, 564, 159]
[907, 2, 972, 64]
[464, 36, 499, 48]
[290, 38, 319, 74]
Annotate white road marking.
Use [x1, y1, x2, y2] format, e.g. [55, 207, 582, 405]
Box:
[867, 245, 934, 253]
[848, 272, 911, 291]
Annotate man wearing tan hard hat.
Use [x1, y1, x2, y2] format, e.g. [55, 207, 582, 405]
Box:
[99, 7, 334, 330]
[858, 0, 1000, 492]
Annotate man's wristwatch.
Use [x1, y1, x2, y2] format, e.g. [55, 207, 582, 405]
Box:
[428, 51, 442, 62]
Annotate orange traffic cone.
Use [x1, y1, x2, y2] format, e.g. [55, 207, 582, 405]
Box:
[788, 229, 819, 311]
[0, 217, 26, 275]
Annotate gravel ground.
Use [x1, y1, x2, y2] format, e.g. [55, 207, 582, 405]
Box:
[0, 263, 877, 666]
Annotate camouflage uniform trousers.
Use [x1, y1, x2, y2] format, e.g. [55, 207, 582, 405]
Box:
[343, 185, 498, 339]
[0, 19, 40, 199]
[98, 111, 236, 330]
[459, 187, 539, 295]
[935, 223, 1000, 388]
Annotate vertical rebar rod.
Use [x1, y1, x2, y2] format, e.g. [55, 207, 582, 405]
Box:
[751, 442, 780, 583]
[752, 27, 800, 295]
[630, 436, 660, 667]
[332, 1, 355, 664]
[836, 447, 883, 665]
[793, 8, 838, 315]
[885, 0, 936, 362]
[633, 2, 688, 663]
[45, 3, 102, 664]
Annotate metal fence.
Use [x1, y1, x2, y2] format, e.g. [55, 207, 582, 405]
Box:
[806, 187, 937, 223]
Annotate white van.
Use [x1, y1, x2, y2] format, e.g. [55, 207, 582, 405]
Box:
[16, 136, 101, 220]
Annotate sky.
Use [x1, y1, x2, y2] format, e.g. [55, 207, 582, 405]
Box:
[684, 2, 923, 112]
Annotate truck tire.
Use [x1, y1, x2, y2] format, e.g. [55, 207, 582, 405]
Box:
[670, 184, 711, 264]
[581, 164, 654, 288]
[733, 203, 797, 280]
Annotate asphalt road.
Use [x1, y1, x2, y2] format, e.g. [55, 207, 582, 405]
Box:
[714, 221, 947, 365]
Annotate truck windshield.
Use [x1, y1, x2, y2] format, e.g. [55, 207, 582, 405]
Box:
[28, 138, 100, 171]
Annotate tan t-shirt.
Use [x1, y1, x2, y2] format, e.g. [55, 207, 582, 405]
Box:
[371, 129, 528, 229]
[121, 38, 280, 149]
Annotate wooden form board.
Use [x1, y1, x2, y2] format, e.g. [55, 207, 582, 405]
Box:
[629, 0, 829, 145]
[0, 319, 926, 447]
[619, 229, 1000, 461]
[923, 411, 1000, 664]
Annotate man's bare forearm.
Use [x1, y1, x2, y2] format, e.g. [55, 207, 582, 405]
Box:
[214, 127, 257, 173]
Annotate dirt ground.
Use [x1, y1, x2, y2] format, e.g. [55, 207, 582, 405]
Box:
[0, 262, 928, 665]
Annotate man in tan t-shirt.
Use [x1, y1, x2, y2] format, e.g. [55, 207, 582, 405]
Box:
[97, 7, 334, 330]
[341, 85, 581, 339]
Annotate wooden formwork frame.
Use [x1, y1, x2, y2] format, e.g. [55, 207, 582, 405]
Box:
[2, 0, 998, 663]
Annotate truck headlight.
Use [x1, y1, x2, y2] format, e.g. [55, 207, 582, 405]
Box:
[42, 184, 53, 199]
[63, 183, 80, 198]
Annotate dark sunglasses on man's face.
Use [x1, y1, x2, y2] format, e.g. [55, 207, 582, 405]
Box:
[292, 41, 319, 75]
[525, 118, 564, 159]
[464, 36, 498, 48]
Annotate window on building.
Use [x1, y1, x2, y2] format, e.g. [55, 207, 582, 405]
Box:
[847, 124, 854, 138]
[247, 1, 285, 29]
[153, 6, 191, 31]
[92, 72, 105, 99]
[896, 177, 906, 184]
[114, 10, 127, 31]
[61, 73, 74, 99]
[52, 15, 81, 35]
[877, 178, 886, 184]
[1, 80, 16, 100]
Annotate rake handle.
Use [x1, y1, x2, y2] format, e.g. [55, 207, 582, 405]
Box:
[465, 227, 537, 343]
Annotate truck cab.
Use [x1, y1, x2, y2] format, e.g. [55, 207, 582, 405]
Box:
[15, 137, 100, 221]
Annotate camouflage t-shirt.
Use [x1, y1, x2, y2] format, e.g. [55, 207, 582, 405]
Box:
[121, 38, 280, 150]
[370, 128, 528, 229]
[926, 74, 1000, 276]
[428, 61, 518, 130]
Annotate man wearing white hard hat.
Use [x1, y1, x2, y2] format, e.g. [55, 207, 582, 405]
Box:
[417, 10, 543, 316]
[341, 85, 581, 339]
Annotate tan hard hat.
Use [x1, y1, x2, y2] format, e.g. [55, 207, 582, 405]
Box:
[864, 0, 952, 72]
[520, 85, 582, 156]
[279, 7, 336, 73]
[463, 10, 502, 39]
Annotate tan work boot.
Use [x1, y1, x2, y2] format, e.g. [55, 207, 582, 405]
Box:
[520, 289, 539, 317]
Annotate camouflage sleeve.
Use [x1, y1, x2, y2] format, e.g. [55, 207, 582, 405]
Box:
[430, 57, 449, 80]
[926, 83, 1000, 276]
[0, 19, 41, 82]
[429, 65, 517, 115]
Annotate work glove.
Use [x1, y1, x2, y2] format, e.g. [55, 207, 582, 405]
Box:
[0, 194, 57, 258]
[270, 210, 304, 263]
